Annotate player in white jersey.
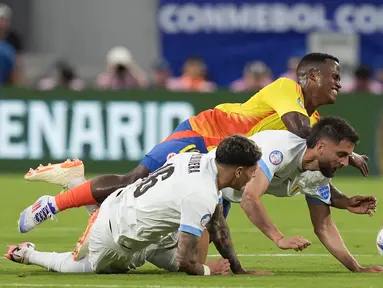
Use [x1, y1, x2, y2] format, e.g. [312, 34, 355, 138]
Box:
[218, 117, 382, 273]
[7, 135, 267, 276]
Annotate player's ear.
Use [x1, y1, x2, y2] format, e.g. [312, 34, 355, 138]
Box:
[235, 166, 243, 178]
[308, 69, 318, 82]
[316, 140, 325, 155]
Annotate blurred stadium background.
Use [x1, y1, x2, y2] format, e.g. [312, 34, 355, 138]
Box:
[1, 0, 383, 176]
[1, 1, 383, 287]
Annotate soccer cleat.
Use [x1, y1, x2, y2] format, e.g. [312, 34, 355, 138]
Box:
[24, 158, 84, 188]
[18, 196, 57, 233]
[5, 242, 36, 264]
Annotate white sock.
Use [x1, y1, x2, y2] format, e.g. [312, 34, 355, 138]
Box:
[47, 196, 59, 214]
[28, 251, 93, 273]
[67, 177, 87, 189]
[67, 177, 99, 216]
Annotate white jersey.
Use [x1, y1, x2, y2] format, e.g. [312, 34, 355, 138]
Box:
[106, 153, 222, 250]
[215, 130, 331, 205]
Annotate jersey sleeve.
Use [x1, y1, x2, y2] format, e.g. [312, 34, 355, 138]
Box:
[258, 150, 284, 182]
[179, 189, 218, 238]
[251, 131, 306, 182]
[310, 111, 320, 126]
[262, 78, 309, 118]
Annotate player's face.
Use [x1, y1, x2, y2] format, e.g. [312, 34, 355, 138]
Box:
[317, 60, 342, 104]
[232, 164, 258, 190]
[317, 139, 354, 177]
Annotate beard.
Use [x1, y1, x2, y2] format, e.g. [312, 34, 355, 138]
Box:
[318, 159, 336, 178]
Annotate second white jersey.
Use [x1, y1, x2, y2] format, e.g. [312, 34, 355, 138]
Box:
[214, 131, 331, 204]
[106, 153, 222, 249]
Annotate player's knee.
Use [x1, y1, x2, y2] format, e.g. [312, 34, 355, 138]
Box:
[146, 247, 178, 272]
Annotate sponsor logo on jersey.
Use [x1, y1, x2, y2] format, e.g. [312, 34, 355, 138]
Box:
[269, 150, 283, 166]
[200, 214, 212, 228]
[316, 185, 330, 200]
[297, 97, 304, 108]
[166, 152, 177, 160]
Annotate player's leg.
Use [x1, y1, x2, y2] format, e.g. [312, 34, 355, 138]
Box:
[87, 194, 146, 274]
[24, 119, 195, 205]
[29, 251, 92, 273]
[90, 121, 206, 203]
[145, 246, 178, 272]
[25, 159, 98, 215]
[198, 199, 232, 264]
[5, 242, 92, 273]
[19, 133, 207, 233]
[17, 165, 149, 233]
[145, 232, 179, 272]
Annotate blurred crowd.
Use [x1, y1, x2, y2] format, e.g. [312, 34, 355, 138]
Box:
[1, 3, 383, 94]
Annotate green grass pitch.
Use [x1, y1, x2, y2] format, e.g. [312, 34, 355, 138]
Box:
[0, 175, 383, 288]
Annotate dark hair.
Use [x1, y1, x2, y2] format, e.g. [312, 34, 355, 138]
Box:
[297, 53, 339, 76]
[306, 116, 359, 148]
[216, 134, 262, 167]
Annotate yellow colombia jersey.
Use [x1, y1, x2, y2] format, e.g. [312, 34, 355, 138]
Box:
[188, 77, 320, 150]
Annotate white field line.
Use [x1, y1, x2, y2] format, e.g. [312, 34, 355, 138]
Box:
[208, 253, 374, 257]
[0, 284, 268, 288]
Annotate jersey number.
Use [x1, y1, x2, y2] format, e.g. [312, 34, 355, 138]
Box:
[133, 164, 175, 198]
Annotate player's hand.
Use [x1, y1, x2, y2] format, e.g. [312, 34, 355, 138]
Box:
[206, 259, 230, 275]
[355, 266, 383, 273]
[276, 236, 312, 251]
[350, 154, 369, 177]
[347, 196, 377, 216]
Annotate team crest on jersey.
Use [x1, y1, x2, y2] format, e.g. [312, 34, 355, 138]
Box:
[269, 150, 283, 165]
[200, 214, 212, 228]
[316, 185, 330, 200]
[297, 97, 304, 108]
[167, 153, 177, 160]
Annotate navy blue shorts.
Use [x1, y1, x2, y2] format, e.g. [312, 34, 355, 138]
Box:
[140, 120, 208, 172]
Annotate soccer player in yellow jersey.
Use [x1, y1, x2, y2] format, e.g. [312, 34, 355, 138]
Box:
[19, 53, 369, 273]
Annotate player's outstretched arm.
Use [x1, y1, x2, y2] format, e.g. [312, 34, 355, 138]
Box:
[207, 203, 271, 275]
[241, 168, 311, 251]
[240, 168, 284, 243]
[307, 200, 383, 273]
[329, 184, 377, 216]
[207, 203, 243, 273]
[176, 231, 230, 276]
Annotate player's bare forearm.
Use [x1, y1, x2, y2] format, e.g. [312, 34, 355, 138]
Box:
[240, 193, 283, 243]
[207, 204, 243, 273]
[308, 202, 361, 272]
[281, 112, 312, 139]
[176, 232, 205, 275]
[315, 220, 360, 271]
[329, 184, 349, 209]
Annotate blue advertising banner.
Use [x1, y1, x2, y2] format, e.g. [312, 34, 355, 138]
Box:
[158, 0, 383, 86]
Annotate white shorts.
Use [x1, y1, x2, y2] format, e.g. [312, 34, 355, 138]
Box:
[87, 189, 179, 274]
[87, 191, 147, 274]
